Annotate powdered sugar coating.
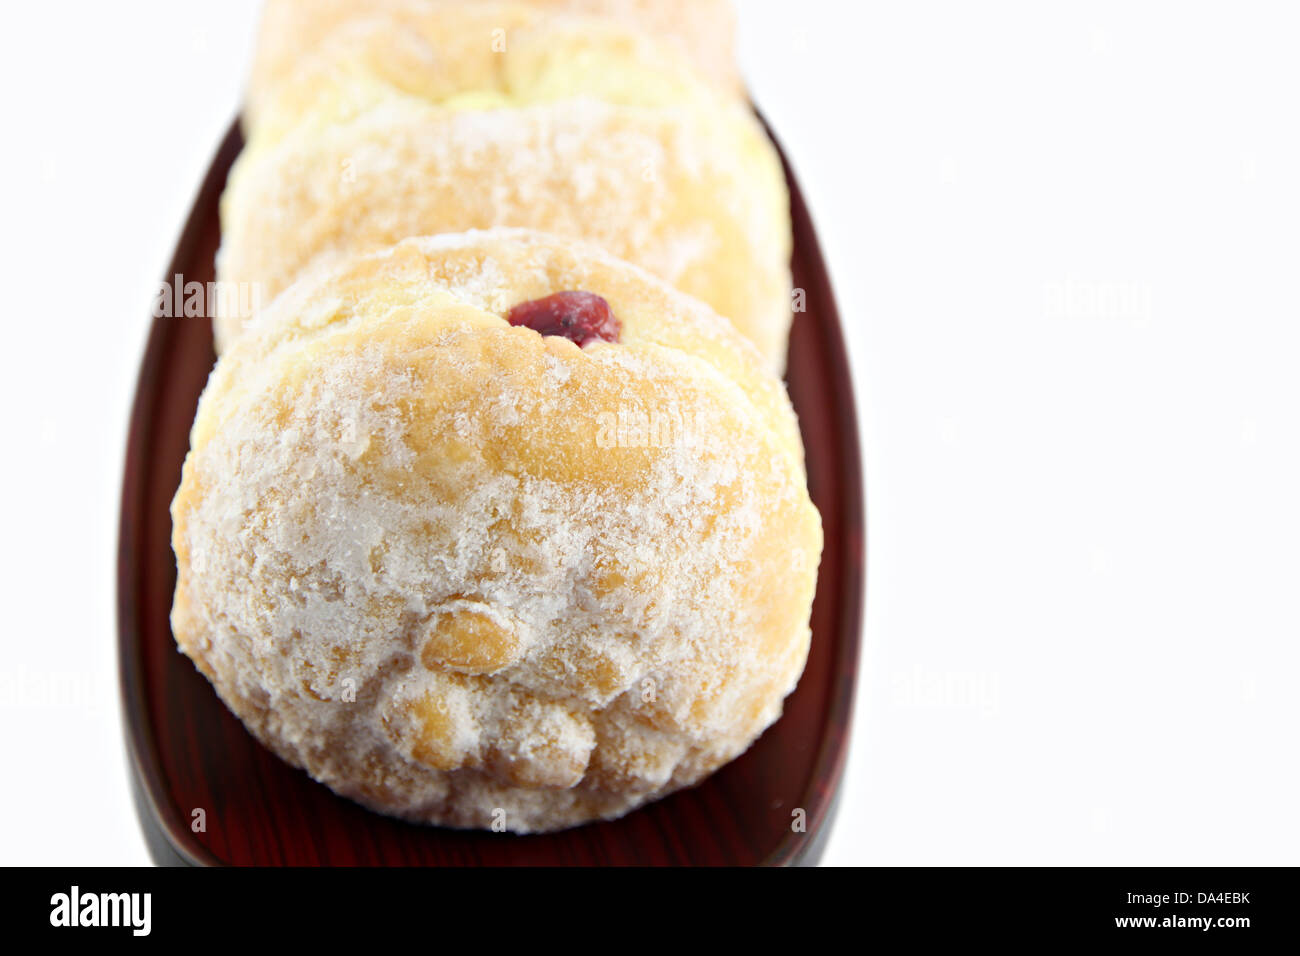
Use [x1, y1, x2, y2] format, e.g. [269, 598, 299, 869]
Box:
[173, 230, 821, 832]
[246, 0, 743, 137]
[218, 94, 790, 366]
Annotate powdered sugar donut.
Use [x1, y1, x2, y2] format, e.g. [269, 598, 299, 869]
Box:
[219, 0, 792, 368]
[217, 94, 792, 367]
[246, 0, 743, 137]
[172, 230, 821, 832]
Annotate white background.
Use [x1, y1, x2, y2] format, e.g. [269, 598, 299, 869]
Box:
[1, 1, 1296, 866]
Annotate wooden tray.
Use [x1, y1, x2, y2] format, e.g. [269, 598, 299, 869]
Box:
[118, 118, 864, 866]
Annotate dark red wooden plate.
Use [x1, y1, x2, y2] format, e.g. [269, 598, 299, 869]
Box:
[118, 117, 863, 866]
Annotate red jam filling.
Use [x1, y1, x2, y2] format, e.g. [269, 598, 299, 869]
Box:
[506, 291, 621, 347]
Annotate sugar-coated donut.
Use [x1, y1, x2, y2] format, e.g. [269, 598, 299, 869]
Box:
[217, 93, 792, 367]
[246, 0, 743, 137]
[218, 0, 791, 368]
[172, 230, 822, 832]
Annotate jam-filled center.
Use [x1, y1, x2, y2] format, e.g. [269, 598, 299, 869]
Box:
[506, 291, 621, 347]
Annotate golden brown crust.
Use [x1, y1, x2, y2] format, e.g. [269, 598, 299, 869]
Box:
[172, 230, 821, 832]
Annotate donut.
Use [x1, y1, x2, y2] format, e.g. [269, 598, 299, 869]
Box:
[246, 0, 743, 137]
[172, 230, 822, 832]
[217, 94, 791, 367]
[217, 0, 793, 369]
